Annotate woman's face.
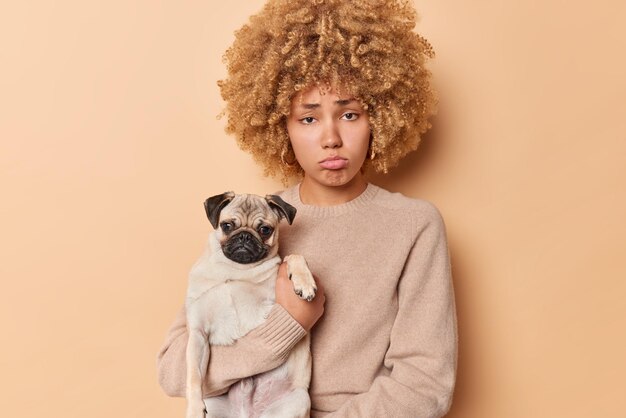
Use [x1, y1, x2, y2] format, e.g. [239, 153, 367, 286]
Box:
[286, 85, 371, 188]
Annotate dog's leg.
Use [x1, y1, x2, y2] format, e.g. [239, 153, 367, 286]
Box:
[284, 254, 317, 302]
[203, 395, 231, 418]
[259, 388, 311, 418]
[186, 327, 210, 418]
[285, 334, 312, 390]
[258, 388, 310, 418]
[259, 334, 312, 418]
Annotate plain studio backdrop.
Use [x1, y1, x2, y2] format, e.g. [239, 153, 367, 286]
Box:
[1, 1, 625, 417]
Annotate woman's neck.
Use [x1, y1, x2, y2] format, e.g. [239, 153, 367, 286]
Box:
[298, 174, 368, 206]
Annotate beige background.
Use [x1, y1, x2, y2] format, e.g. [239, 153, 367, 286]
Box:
[1, 0, 625, 417]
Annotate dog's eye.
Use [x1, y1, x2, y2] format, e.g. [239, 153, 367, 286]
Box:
[220, 222, 233, 233]
[258, 225, 273, 237]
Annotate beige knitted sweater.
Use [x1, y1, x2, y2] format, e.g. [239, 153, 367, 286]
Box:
[156, 182, 458, 417]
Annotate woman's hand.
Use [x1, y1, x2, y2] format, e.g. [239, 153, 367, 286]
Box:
[275, 261, 325, 332]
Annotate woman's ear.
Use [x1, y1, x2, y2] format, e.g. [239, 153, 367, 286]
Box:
[366, 132, 375, 160]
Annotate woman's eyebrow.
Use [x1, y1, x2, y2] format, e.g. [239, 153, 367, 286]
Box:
[335, 99, 354, 106]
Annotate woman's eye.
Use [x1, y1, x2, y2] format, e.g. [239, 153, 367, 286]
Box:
[300, 117, 315, 124]
[342, 112, 358, 121]
[259, 226, 273, 236]
[220, 222, 233, 232]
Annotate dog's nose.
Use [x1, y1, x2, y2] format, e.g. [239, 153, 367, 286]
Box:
[236, 232, 253, 243]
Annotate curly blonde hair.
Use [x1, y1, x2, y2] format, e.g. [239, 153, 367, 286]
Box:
[217, 0, 437, 185]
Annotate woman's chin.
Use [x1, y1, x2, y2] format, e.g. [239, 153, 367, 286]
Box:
[307, 169, 364, 188]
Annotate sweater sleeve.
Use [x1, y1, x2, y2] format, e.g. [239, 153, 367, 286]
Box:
[156, 303, 307, 398]
[325, 203, 458, 417]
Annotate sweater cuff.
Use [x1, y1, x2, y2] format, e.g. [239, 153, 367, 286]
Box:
[250, 304, 306, 360]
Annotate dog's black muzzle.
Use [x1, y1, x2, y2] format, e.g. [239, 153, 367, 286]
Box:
[222, 231, 268, 264]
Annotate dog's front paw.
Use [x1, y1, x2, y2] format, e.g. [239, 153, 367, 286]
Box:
[293, 276, 317, 302]
[186, 400, 206, 418]
[284, 255, 317, 302]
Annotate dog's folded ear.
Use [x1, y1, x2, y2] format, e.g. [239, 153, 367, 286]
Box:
[204, 191, 235, 229]
[265, 195, 297, 225]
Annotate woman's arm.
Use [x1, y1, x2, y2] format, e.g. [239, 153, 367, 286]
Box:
[156, 262, 324, 398]
[156, 302, 306, 397]
[325, 202, 458, 417]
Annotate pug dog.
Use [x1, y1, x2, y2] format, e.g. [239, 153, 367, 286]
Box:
[185, 191, 317, 418]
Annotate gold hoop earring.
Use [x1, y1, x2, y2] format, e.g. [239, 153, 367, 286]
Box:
[368, 134, 376, 160]
[281, 144, 297, 166]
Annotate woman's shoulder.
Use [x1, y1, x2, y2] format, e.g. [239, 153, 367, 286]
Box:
[267, 181, 294, 202]
[371, 184, 445, 224]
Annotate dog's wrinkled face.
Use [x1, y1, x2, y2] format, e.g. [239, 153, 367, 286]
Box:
[204, 192, 296, 265]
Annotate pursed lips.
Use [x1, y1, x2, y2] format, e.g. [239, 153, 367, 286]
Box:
[319, 155, 346, 163]
[319, 156, 348, 169]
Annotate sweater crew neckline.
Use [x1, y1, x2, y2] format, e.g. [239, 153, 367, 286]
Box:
[287, 181, 379, 217]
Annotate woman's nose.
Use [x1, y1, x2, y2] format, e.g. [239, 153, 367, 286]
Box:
[322, 121, 342, 149]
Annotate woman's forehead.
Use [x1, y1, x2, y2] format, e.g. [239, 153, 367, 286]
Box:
[291, 84, 356, 107]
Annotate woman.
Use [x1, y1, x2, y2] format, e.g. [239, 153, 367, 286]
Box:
[157, 1, 457, 416]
